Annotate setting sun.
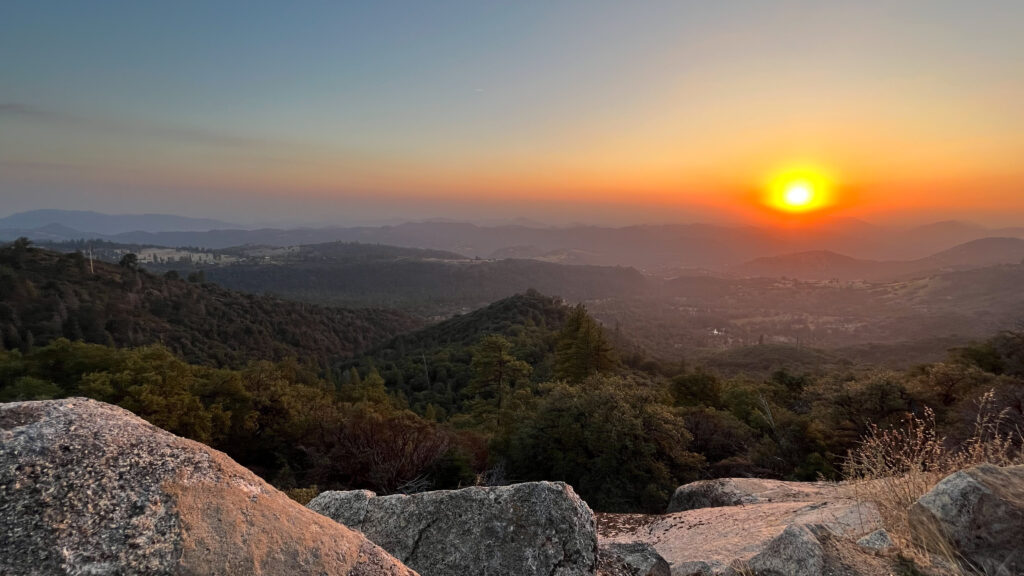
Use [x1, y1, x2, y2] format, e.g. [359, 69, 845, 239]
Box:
[764, 165, 835, 214]
[784, 183, 813, 208]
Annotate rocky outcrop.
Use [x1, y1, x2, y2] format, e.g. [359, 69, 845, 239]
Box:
[600, 479, 887, 575]
[909, 464, 1024, 575]
[0, 398, 417, 576]
[666, 478, 836, 513]
[309, 482, 597, 576]
[596, 542, 670, 576]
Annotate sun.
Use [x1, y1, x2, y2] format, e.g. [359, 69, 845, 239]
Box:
[764, 165, 834, 214]
[783, 182, 814, 207]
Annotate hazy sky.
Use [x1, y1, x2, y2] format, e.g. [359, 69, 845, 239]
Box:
[2, 1, 1023, 226]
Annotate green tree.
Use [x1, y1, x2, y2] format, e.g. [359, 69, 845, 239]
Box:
[339, 367, 391, 406]
[9, 237, 32, 269]
[466, 335, 531, 408]
[671, 369, 723, 407]
[554, 305, 615, 383]
[118, 253, 139, 269]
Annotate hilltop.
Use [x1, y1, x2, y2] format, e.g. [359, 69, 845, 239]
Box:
[730, 250, 883, 281]
[343, 290, 577, 413]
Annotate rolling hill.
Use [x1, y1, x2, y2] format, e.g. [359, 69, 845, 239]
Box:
[729, 250, 882, 281]
[912, 237, 1024, 271]
[731, 237, 1024, 281]
[342, 290, 596, 414]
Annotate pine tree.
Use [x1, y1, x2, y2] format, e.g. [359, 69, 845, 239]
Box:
[467, 335, 531, 409]
[339, 367, 389, 405]
[554, 304, 615, 383]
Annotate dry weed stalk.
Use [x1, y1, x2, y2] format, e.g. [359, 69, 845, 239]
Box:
[843, 390, 1024, 574]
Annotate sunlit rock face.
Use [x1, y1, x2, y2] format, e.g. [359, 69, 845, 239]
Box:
[600, 477, 889, 575]
[0, 398, 417, 576]
[666, 477, 838, 513]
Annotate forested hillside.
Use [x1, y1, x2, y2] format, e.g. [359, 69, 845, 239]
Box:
[342, 290, 575, 416]
[0, 240, 421, 369]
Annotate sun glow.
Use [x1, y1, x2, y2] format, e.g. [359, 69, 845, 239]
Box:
[764, 165, 835, 214]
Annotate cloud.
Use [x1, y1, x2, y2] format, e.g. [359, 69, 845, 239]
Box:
[0, 103, 33, 114]
[0, 103, 72, 121]
[0, 160, 88, 172]
[0, 102, 261, 148]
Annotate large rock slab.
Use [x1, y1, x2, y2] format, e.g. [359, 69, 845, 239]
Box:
[667, 478, 837, 513]
[309, 482, 597, 576]
[599, 492, 883, 574]
[909, 464, 1024, 575]
[0, 398, 417, 576]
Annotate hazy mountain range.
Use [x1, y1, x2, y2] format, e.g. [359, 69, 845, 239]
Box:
[3, 209, 1024, 274]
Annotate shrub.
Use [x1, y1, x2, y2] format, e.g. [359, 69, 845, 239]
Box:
[283, 486, 320, 505]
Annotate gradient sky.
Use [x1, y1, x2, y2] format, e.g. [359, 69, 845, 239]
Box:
[2, 1, 1023, 226]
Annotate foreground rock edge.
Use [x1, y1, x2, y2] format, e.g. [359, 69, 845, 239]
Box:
[0, 398, 417, 576]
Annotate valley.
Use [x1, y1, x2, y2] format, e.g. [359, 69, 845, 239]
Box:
[34, 232, 1024, 369]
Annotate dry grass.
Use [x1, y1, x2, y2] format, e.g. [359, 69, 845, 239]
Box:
[842, 390, 1024, 574]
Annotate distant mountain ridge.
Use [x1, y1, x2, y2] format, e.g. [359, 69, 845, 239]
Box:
[0, 209, 236, 235]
